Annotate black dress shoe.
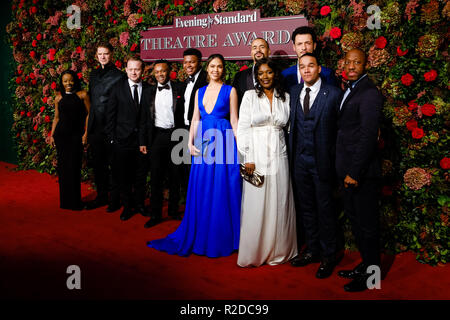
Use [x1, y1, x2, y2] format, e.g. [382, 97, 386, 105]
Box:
[316, 260, 337, 279]
[144, 217, 162, 228]
[344, 274, 371, 292]
[290, 252, 321, 267]
[85, 197, 109, 210]
[120, 208, 135, 221]
[338, 262, 367, 279]
[106, 203, 121, 213]
[134, 205, 150, 217]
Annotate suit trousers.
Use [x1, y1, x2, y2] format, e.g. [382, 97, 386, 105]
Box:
[112, 142, 148, 209]
[341, 177, 381, 267]
[180, 125, 191, 195]
[293, 153, 337, 259]
[150, 127, 181, 218]
[88, 131, 119, 204]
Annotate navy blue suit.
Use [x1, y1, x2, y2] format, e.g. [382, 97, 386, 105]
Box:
[288, 80, 341, 259]
[336, 75, 383, 267]
[282, 64, 338, 93]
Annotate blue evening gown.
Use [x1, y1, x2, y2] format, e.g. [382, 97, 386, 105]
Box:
[147, 84, 242, 257]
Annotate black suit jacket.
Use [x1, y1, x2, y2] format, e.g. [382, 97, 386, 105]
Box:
[105, 77, 151, 147]
[138, 81, 184, 147]
[288, 81, 342, 180]
[336, 75, 383, 181]
[232, 67, 255, 108]
[87, 63, 125, 134]
[184, 69, 208, 125]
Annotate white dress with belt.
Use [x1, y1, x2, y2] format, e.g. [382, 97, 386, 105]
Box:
[236, 89, 297, 267]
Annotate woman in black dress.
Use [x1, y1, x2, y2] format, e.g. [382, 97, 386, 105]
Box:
[50, 70, 90, 210]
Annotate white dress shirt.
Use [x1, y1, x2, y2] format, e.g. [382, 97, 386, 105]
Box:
[128, 79, 142, 104]
[155, 81, 174, 129]
[183, 70, 201, 126]
[300, 78, 321, 111]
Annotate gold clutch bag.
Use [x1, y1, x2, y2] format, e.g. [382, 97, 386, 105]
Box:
[240, 164, 264, 187]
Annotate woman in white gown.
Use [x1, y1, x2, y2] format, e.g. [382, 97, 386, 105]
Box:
[236, 58, 297, 267]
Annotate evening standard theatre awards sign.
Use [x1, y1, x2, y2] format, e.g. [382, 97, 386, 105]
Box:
[140, 9, 307, 61]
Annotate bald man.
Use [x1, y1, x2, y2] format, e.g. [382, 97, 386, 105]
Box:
[232, 37, 270, 108]
[335, 48, 383, 292]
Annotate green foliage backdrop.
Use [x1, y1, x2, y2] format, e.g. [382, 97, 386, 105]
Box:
[6, 0, 449, 265]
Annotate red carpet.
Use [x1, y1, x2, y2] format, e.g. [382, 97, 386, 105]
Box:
[0, 161, 449, 300]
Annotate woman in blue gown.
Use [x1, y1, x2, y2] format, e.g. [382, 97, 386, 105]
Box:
[147, 54, 242, 258]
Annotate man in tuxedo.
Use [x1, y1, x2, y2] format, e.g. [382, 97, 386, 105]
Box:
[232, 37, 270, 107]
[180, 48, 208, 192]
[105, 56, 149, 221]
[336, 48, 383, 292]
[288, 53, 342, 279]
[139, 60, 184, 228]
[86, 43, 125, 211]
[282, 26, 337, 91]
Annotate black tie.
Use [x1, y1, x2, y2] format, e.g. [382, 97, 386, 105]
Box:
[187, 76, 195, 83]
[303, 87, 311, 115]
[133, 84, 139, 106]
[158, 84, 170, 91]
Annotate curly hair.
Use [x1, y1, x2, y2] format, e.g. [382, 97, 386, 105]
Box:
[254, 58, 286, 102]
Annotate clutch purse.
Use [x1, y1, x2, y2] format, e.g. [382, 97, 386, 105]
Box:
[193, 138, 210, 157]
[240, 164, 264, 187]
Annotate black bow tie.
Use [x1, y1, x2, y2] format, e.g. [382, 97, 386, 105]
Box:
[187, 76, 195, 83]
[343, 80, 353, 91]
[158, 84, 170, 91]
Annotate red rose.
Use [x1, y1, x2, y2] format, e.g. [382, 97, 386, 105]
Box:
[29, 73, 36, 80]
[76, 46, 82, 53]
[51, 82, 57, 90]
[32, 40, 37, 47]
[329, 27, 341, 39]
[408, 100, 418, 111]
[130, 43, 138, 52]
[36, 33, 42, 41]
[320, 5, 331, 16]
[40, 106, 45, 113]
[401, 73, 414, 86]
[20, 111, 25, 116]
[31, 6, 37, 14]
[33, 124, 38, 131]
[421, 103, 436, 117]
[49, 55, 55, 61]
[16, 77, 22, 84]
[27, 111, 32, 117]
[341, 70, 349, 80]
[44, 115, 51, 123]
[423, 70, 437, 82]
[411, 127, 424, 139]
[138, 9, 142, 13]
[115, 60, 122, 68]
[240, 65, 249, 71]
[42, 97, 48, 104]
[32, 139, 38, 144]
[31, 79, 37, 85]
[113, 20, 117, 24]
[406, 119, 418, 131]
[189, 6, 194, 11]
[30, 51, 36, 58]
[440, 157, 450, 170]
[396, 46, 408, 56]
[375, 36, 387, 49]
[138, 17, 143, 23]
[58, 27, 62, 34]
[77, 73, 83, 79]
[170, 71, 177, 80]
[41, 59, 47, 65]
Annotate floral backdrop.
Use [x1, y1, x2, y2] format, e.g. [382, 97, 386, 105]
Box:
[6, 0, 449, 265]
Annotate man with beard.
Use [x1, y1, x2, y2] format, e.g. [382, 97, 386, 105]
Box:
[232, 37, 270, 108]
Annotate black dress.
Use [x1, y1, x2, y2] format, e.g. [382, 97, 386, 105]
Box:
[53, 92, 87, 210]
